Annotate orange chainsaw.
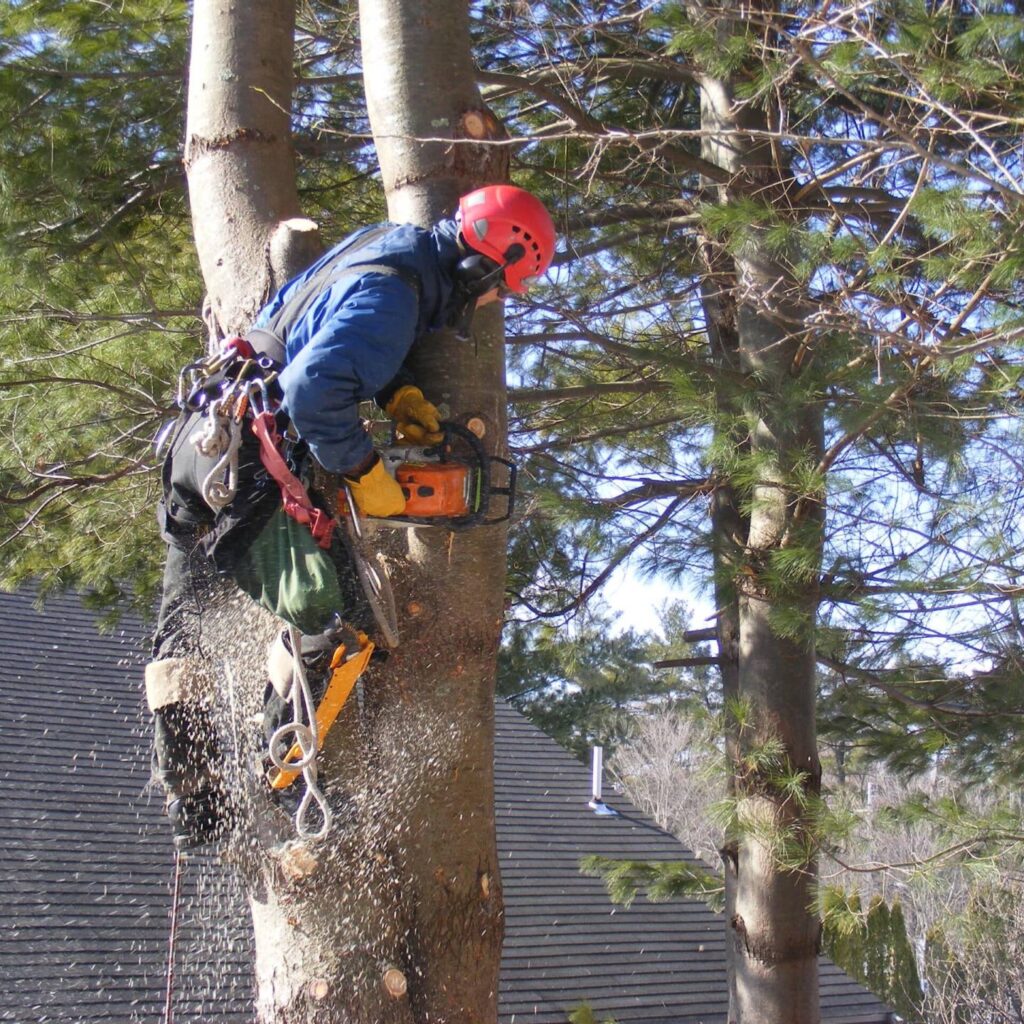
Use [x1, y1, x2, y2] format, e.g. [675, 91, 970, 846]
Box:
[337, 422, 517, 648]
[376, 421, 518, 529]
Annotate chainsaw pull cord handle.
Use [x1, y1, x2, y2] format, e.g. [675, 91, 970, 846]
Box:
[267, 625, 333, 840]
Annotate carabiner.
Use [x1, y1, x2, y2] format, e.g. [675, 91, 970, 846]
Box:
[246, 378, 271, 418]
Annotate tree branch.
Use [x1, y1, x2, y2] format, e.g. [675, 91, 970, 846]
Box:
[653, 656, 722, 669]
[510, 380, 672, 403]
[518, 496, 686, 619]
[819, 655, 1024, 719]
[591, 478, 712, 510]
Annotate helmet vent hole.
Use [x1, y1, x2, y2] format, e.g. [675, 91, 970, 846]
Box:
[504, 242, 527, 264]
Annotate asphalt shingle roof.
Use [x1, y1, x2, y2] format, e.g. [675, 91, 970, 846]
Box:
[0, 588, 894, 1023]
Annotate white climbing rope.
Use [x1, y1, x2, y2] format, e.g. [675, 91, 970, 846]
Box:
[267, 626, 333, 840]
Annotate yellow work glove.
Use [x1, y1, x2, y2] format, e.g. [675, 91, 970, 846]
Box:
[343, 455, 406, 518]
[385, 385, 444, 445]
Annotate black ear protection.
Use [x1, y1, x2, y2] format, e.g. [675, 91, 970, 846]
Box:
[446, 254, 505, 340]
[455, 254, 505, 293]
[445, 240, 528, 340]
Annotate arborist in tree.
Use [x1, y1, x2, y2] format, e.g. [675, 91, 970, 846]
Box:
[145, 185, 556, 850]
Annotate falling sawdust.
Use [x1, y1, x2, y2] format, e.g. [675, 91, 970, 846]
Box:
[170, 587, 470, 1013]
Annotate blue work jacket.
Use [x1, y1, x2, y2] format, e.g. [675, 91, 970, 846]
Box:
[256, 219, 462, 475]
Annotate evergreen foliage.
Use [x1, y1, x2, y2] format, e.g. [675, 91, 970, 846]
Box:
[583, 857, 925, 1018]
[581, 853, 726, 912]
[566, 1002, 618, 1024]
[0, 1, 372, 614]
[0, 0, 198, 614]
[475, 0, 1024, 807]
[822, 888, 924, 1023]
[4, 0, 1024, 1014]
[498, 599, 716, 759]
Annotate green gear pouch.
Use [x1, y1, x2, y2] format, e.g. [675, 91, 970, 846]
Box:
[231, 507, 343, 636]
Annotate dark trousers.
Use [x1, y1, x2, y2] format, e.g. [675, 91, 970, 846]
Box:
[152, 536, 224, 662]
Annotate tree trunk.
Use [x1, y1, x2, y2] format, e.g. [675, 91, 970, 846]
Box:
[701, 188, 746, 1024]
[184, 7, 403, 1024]
[695, 5, 824, 1021]
[183, 2, 507, 1021]
[184, 0, 320, 339]
[358, 2, 510, 1021]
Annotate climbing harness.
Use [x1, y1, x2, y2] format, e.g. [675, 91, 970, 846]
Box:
[267, 625, 375, 839]
[175, 337, 338, 553]
[255, 224, 420, 352]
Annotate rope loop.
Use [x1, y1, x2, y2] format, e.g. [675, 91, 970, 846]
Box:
[268, 626, 333, 840]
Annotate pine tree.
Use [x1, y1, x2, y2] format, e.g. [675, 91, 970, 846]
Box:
[822, 889, 924, 1023]
[475, 2, 1024, 1018]
[0, 0, 370, 614]
[0, 0, 197, 613]
[5, 2, 1024, 1020]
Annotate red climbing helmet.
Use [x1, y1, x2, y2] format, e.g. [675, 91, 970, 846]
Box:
[458, 185, 556, 293]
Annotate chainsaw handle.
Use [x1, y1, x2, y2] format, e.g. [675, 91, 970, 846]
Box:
[482, 453, 517, 526]
[438, 422, 517, 528]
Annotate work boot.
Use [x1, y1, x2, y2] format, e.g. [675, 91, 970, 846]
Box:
[146, 658, 234, 850]
[166, 787, 228, 851]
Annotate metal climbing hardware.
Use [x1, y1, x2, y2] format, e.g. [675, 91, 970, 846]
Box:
[267, 628, 375, 839]
[190, 396, 243, 509]
[175, 335, 337, 548]
[267, 633, 374, 792]
[177, 335, 281, 415]
[175, 336, 285, 513]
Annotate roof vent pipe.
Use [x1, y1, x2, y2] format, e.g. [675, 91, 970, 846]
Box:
[588, 745, 619, 816]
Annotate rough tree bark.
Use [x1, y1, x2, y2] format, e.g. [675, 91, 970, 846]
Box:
[184, 0, 321, 338]
[693, 3, 824, 1021]
[357, 2, 511, 1021]
[702, 243, 745, 1024]
[182, 1, 510, 1021]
